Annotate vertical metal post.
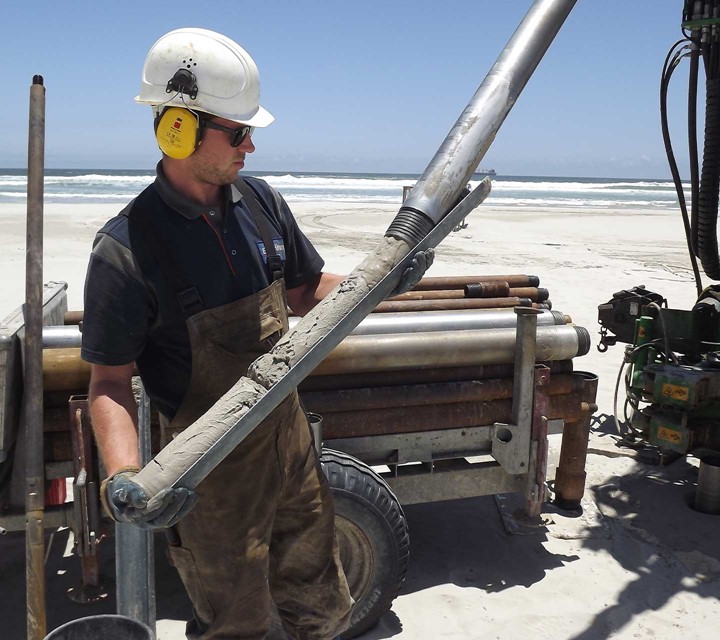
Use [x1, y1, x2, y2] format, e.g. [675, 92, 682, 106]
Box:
[116, 384, 156, 635]
[491, 307, 542, 475]
[512, 308, 541, 433]
[526, 366, 551, 518]
[25, 74, 46, 640]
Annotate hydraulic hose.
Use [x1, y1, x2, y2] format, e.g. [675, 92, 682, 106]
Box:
[660, 38, 703, 294]
[696, 76, 720, 279]
[689, 45, 700, 256]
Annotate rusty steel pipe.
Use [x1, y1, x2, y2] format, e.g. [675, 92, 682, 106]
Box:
[464, 282, 510, 298]
[553, 372, 599, 509]
[390, 289, 483, 301]
[374, 297, 535, 313]
[299, 360, 575, 392]
[414, 275, 540, 290]
[301, 374, 576, 414]
[510, 287, 549, 302]
[63, 310, 84, 326]
[321, 387, 591, 439]
[388, 287, 547, 302]
[24, 75, 47, 640]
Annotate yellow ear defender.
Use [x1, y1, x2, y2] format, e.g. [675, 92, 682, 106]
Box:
[154, 107, 201, 159]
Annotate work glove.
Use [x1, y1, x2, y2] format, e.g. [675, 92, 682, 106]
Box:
[389, 248, 435, 297]
[100, 467, 197, 530]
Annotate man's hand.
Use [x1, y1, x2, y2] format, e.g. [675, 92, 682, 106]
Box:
[101, 467, 197, 529]
[389, 248, 435, 297]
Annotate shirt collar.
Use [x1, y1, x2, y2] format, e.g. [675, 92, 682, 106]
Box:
[154, 161, 236, 220]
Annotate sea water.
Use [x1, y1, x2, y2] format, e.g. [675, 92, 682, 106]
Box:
[0, 168, 683, 210]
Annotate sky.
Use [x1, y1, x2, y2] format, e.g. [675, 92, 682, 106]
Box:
[2, 0, 697, 178]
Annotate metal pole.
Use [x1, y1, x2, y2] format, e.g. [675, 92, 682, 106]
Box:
[525, 366, 551, 518]
[24, 74, 46, 640]
[116, 384, 156, 635]
[393, 0, 578, 243]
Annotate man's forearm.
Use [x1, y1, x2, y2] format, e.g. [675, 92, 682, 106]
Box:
[287, 272, 344, 316]
[89, 379, 140, 476]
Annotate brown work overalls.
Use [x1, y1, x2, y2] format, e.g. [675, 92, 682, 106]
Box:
[138, 183, 352, 640]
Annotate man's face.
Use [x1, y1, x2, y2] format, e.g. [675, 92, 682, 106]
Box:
[187, 116, 256, 185]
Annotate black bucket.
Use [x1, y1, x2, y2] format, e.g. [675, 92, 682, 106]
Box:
[44, 615, 153, 640]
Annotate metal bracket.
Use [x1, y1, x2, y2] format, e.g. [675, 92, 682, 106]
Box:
[492, 421, 530, 475]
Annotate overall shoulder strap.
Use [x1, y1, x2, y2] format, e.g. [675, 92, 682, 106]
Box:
[233, 178, 285, 282]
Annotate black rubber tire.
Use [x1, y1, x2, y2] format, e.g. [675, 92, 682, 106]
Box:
[320, 449, 409, 638]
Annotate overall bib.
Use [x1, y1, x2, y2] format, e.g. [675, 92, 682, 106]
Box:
[131, 183, 351, 640]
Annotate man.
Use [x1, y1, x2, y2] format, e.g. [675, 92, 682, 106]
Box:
[82, 28, 431, 640]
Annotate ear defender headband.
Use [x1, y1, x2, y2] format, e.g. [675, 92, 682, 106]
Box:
[154, 69, 201, 159]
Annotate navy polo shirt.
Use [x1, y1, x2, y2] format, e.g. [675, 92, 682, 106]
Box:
[81, 165, 324, 419]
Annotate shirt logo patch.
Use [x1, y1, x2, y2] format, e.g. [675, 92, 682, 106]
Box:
[256, 238, 286, 263]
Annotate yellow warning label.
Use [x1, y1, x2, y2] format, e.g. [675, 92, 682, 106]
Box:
[638, 326, 646, 338]
[661, 383, 690, 402]
[657, 426, 683, 444]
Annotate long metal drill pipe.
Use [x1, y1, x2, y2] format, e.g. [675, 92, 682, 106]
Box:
[310, 324, 590, 376]
[132, 0, 576, 497]
[387, 287, 549, 302]
[392, 0, 578, 243]
[301, 374, 576, 413]
[374, 297, 536, 313]
[414, 275, 540, 290]
[24, 74, 47, 640]
[42, 308, 568, 349]
[320, 388, 591, 439]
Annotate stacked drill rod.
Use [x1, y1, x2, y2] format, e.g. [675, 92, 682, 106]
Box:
[39, 273, 595, 497]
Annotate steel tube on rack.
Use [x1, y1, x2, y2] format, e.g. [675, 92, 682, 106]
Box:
[392, 0, 577, 243]
[43, 308, 568, 351]
[24, 74, 47, 640]
[293, 308, 567, 335]
[374, 297, 535, 313]
[554, 372, 599, 509]
[414, 275, 540, 290]
[301, 374, 576, 413]
[310, 324, 590, 376]
[320, 389, 590, 439]
[299, 361, 575, 392]
[43, 325, 83, 349]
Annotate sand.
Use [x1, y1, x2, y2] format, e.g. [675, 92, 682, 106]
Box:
[1, 197, 718, 639]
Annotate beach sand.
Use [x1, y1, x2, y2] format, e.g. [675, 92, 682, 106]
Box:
[1, 198, 718, 639]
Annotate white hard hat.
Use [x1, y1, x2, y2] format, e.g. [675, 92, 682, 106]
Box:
[135, 27, 274, 127]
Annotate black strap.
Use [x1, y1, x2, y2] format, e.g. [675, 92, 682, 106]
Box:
[233, 178, 285, 282]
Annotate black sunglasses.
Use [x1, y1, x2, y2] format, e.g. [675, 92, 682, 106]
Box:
[201, 119, 255, 147]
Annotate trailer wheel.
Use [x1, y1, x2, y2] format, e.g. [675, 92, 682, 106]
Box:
[320, 449, 409, 638]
